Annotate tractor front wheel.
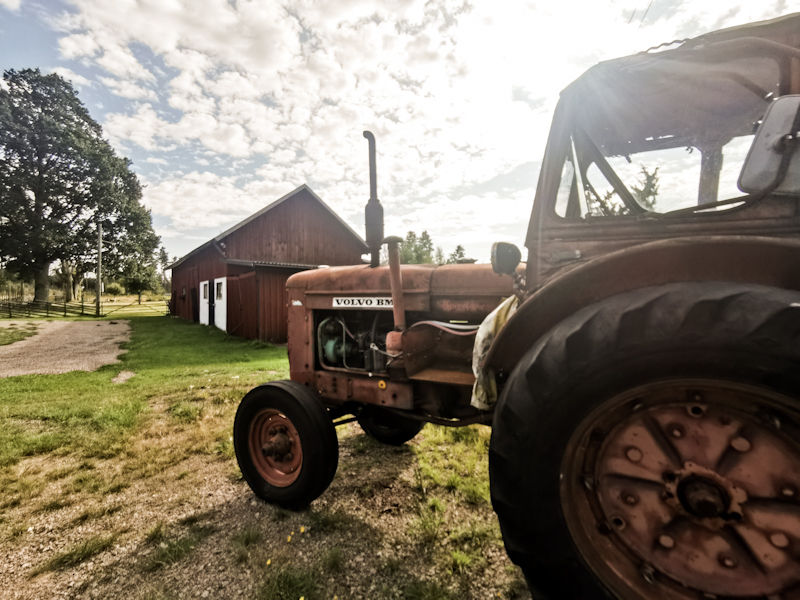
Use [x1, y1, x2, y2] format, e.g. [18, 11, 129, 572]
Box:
[234, 381, 338, 509]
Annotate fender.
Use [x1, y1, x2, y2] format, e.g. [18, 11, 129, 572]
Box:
[484, 235, 800, 375]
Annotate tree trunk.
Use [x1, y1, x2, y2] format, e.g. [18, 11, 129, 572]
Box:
[138, 291, 142, 305]
[64, 268, 74, 302]
[73, 274, 83, 302]
[34, 262, 51, 302]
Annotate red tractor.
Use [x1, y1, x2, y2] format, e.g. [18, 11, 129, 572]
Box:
[235, 14, 800, 599]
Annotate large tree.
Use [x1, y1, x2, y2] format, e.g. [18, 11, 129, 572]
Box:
[0, 68, 158, 301]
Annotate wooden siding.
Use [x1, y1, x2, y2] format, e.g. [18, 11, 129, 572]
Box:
[257, 268, 296, 343]
[227, 272, 258, 340]
[221, 189, 366, 266]
[171, 245, 226, 321]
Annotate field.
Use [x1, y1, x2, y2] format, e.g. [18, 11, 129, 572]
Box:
[0, 314, 530, 599]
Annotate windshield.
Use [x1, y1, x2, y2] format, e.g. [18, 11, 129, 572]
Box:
[554, 54, 781, 218]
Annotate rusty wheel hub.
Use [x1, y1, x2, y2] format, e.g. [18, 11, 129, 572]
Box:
[562, 381, 800, 599]
[248, 410, 303, 487]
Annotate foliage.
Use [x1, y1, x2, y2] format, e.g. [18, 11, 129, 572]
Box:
[631, 166, 660, 210]
[446, 245, 466, 264]
[0, 69, 159, 300]
[399, 230, 435, 264]
[586, 165, 660, 216]
[122, 255, 161, 303]
[105, 282, 124, 296]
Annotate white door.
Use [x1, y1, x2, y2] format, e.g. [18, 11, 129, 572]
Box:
[199, 281, 210, 325]
[213, 278, 226, 331]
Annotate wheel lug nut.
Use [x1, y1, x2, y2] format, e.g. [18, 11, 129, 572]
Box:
[669, 424, 685, 439]
[626, 447, 643, 462]
[731, 437, 751, 452]
[770, 533, 790, 548]
[719, 555, 737, 569]
[284, 452, 294, 462]
[623, 494, 638, 505]
[658, 535, 675, 549]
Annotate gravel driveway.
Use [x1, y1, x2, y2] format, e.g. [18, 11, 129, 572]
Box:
[0, 320, 130, 378]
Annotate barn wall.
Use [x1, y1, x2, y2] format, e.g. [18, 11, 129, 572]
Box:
[226, 272, 258, 340]
[171, 245, 226, 321]
[222, 189, 366, 266]
[257, 268, 298, 343]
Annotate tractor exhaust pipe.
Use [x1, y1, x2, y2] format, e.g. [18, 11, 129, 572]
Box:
[363, 131, 384, 268]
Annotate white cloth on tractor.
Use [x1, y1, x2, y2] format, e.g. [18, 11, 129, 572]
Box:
[471, 295, 518, 410]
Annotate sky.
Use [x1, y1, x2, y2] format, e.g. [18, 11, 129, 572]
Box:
[1, 0, 798, 264]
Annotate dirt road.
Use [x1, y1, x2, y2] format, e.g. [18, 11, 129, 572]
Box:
[0, 321, 130, 377]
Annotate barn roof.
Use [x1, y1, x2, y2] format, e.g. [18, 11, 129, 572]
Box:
[168, 184, 367, 270]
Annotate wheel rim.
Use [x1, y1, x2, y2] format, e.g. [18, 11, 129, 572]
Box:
[561, 379, 800, 599]
[248, 408, 303, 487]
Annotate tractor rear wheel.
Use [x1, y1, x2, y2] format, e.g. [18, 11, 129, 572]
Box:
[490, 283, 800, 599]
[234, 381, 338, 509]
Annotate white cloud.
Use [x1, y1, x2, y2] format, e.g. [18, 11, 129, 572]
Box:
[99, 76, 157, 100]
[0, 0, 20, 10]
[50, 67, 92, 88]
[47, 0, 800, 259]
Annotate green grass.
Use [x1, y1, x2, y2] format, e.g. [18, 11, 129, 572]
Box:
[0, 322, 38, 346]
[0, 315, 288, 473]
[257, 566, 319, 600]
[144, 527, 213, 571]
[411, 424, 492, 505]
[308, 509, 350, 532]
[232, 524, 261, 563]
[402, 579, 453, 600]
[322, 546, 343, 571]
[30, 533, 117, 576]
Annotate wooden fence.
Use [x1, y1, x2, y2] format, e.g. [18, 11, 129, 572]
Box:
[0, 299, 169, 318]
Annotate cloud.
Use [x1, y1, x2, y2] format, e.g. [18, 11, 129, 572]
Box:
[99, 76, 157, 100]
[0, 0, 20, 10]
[51, 67, 92, 88]
[46, 0, 800, 261]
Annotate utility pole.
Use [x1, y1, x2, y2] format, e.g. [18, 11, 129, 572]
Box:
[96, 222, 102, 317]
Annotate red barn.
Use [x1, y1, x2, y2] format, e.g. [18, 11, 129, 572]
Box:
[169, 185, 368, 343]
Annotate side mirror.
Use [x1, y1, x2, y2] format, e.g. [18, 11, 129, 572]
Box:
[491, 242, 521, 276]
[739, 95, 800, 195]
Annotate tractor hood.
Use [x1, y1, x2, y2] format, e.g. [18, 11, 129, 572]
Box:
[288, 262, 520, 321]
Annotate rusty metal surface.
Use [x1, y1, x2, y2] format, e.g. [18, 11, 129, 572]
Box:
[561, 379, 800, 599]
[385, 237, 406, 330]
[429, 263, 519, 320]
[486, 236, 800, 375]
[288, 264, 435, 312]
[407, 368, 475, 386]
[248, 409, 302, 487]
[314, 371, 413, 410]
[402, 324, 474, 378]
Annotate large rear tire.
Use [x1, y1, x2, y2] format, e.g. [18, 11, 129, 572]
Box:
[490, 283, 800, 599]
[234, 381, 338, 509]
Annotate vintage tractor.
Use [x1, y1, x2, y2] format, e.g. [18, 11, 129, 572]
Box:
[234, 13, 800, 599]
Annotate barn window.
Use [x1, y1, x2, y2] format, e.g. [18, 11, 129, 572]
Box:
[203, 283, 208, 300]
[216, 282, 223, 300]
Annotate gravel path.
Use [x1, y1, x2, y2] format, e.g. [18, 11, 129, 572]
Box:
[0, 321, 130, 377]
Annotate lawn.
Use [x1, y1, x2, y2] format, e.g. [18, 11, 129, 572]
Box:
[0, 314, 529, 600]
